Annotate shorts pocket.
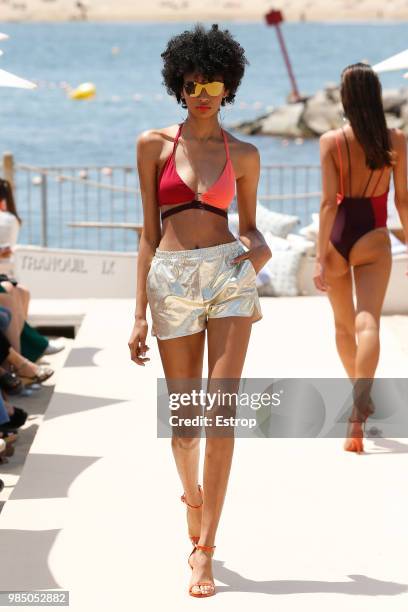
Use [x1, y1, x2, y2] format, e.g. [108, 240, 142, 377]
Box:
[245, 257, 257, 278]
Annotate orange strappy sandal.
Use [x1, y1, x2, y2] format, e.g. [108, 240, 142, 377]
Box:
[344, 400, 375, 454]
[188, 543, 216, 598]
[344, 418, 366, 453]
[180, 484, 203, 545]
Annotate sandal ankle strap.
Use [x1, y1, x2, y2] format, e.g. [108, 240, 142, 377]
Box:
[195, 544, 216, 552]
[180, 484, 202, 508]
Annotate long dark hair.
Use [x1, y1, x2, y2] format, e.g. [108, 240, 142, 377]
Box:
[0, 178, 22, 224]
[340, 62, 394, 169]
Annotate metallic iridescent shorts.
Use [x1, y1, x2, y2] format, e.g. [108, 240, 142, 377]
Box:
[146, 239, 263, 340]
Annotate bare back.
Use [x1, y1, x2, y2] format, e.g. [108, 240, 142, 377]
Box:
[334, 124, 393, 199]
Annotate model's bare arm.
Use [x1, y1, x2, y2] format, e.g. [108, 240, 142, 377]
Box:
[317, 131, 339, 263]
[232, 142, 271, 273]
[128, 129, 162, 365]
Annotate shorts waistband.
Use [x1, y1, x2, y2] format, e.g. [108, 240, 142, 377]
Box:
[154, 240, 242, 260]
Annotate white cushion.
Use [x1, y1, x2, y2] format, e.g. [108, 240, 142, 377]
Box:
[389, 231, 407, 255]
[228, 203, 300, 239]
[257, 249, 303, 297]
[286, 233, 316, 255]
[264, 231, 291, 251]
[299, 212, 319, 242]
[256, 202, 300, 238]
[228, 215, 304, 296]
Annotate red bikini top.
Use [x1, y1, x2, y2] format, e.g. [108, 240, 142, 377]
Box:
[157, 122, 236, 209]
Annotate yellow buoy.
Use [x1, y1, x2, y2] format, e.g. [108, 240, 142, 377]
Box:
[69, 82, 96, 100]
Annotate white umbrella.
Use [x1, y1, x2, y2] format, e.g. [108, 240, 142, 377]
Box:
[0, 30, 36, 88]
[0, 68, 37, 89]
[0, 32, 37, 89]
[372, 49, 408, 73]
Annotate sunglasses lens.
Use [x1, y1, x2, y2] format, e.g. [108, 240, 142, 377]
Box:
[184, 81, 196, 96]
[184, 81, 224, 97]
[206, 82, 224, 96]
[189, 83, 200, 97]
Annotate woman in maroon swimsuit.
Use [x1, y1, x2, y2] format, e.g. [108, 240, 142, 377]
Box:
[314, 62, 408, 453]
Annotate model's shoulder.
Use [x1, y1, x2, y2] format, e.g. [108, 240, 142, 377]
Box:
[136, 125, 180, 164]
[320, 128, 339, 145]
[225, 131, 259, 159]
[137, 124, 180, 149]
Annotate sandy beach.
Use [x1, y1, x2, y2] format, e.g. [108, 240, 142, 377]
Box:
[1, 0, 408, 22]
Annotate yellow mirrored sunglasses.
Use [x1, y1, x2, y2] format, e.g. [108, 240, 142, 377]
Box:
[183, 80, 224, 97]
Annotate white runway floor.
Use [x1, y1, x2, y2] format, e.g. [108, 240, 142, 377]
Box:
[0, 296, 407, 611]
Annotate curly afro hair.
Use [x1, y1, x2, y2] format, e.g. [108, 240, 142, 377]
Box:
[161, 23, 249, 108]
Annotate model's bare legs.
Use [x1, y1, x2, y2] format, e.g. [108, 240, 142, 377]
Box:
[325, 256, 357, 379]
[158, 315, 252, 594]
[158, 330, 206, 547]
[187, 315, 252, 595]
[326, 230, 392, 450]
[353, 253, 392, 378]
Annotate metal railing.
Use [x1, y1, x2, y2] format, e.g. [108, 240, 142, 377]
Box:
[258, 164, 321, 221]
[2, 153, 322, 252]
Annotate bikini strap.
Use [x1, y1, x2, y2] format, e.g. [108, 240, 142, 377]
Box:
[174, 123, 229, 160]
[361, 169, 374, 197]
[370, 165, 386, 197]
[221, 128, 230, 160]
[172, 122, 183, 154]
[335, 132, 344, 196]
[342, 128, 352, 195]
[342, 127, 378, 197]
[160, 200, 228, 221]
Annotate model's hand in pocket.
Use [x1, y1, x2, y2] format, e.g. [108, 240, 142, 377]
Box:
[230, 245, 272, 275]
